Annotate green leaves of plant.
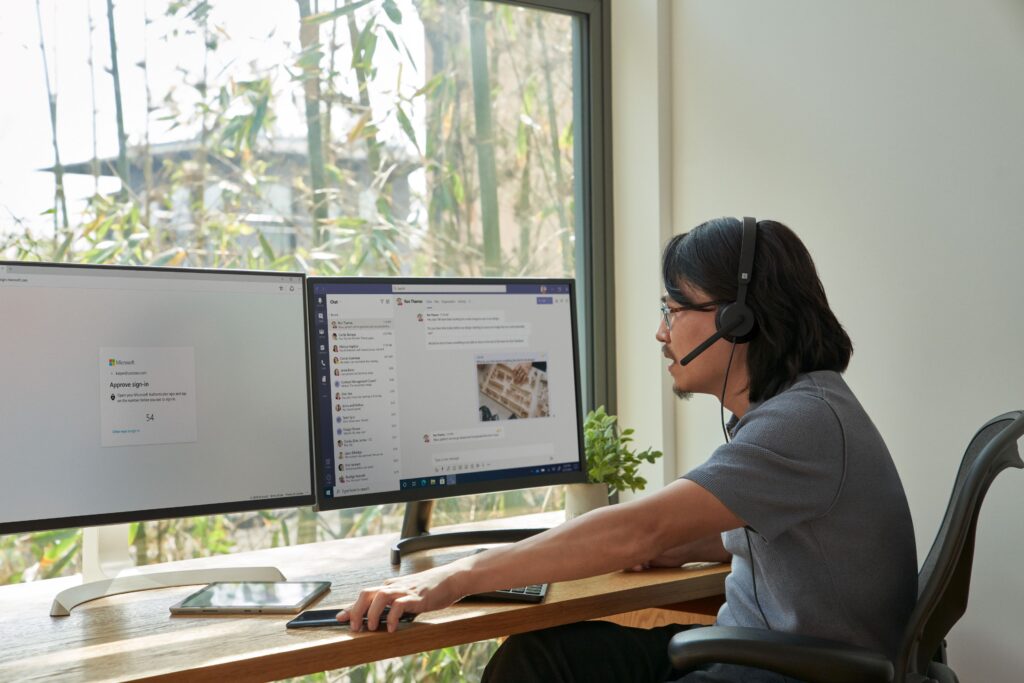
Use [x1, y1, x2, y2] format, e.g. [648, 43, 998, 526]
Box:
[583, 406, 664, 494]
[303, 0, 375, 26]
[382, 0, 403, 25]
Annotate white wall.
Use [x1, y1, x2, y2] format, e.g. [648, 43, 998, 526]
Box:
[663, 1, 1024, 678]
[612, 0, 678, 496]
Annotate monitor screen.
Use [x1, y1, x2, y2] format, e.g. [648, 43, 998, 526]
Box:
[309, 278, 586, 509]
[0, 262, 315, 534]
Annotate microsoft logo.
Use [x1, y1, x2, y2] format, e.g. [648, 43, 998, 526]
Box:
[108, 358, 135, 366]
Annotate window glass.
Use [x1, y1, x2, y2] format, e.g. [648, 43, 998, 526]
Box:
[1, 0, 579, 586]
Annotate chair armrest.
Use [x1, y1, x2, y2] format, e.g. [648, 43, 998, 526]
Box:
[668, 626, 894, 683]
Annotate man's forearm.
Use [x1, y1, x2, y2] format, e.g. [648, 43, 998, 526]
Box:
[442, 478, 743, 599]
[452, 502, 657, 596]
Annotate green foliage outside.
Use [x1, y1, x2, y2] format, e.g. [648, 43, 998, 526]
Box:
[2, 1, 581, 680]
[582, 406, 664, 495]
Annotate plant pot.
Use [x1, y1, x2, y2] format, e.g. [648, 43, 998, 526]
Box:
[564, 482, 610, 521]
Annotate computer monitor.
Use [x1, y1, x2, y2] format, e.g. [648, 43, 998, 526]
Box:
[0, 262, 314, 613]
[307, 277, 586, 561]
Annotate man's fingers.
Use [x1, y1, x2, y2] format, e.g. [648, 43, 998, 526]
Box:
[365, 591, 395, 631]
[348, 587, 380, 632]
[336, 607, 351, 623]
[386, 596, 421, 633]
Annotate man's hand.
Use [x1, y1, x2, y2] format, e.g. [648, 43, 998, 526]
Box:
[337, 563, 465, 633]
[626, 544, 694, 571]
[626, 533, 732, 571]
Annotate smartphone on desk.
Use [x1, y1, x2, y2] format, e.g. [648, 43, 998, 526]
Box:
[286, 606, 416, 629]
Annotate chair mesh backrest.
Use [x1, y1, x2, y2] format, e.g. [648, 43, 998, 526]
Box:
[897, 411, 1024, 678]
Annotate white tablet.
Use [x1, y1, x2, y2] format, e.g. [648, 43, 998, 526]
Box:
[169, 581, 331, 615]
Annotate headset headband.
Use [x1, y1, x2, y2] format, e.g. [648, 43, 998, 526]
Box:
[736, 217, 757, 308]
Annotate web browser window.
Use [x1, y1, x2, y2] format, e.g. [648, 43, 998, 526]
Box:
[0, 263, 313, 531]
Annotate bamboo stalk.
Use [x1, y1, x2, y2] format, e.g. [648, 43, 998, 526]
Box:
[537, 15, 573, 275]
[105, 0, 130, 199]
[345, 6, 381, 174]
[141, 0, 153, 230]
[468, 1, 500, 276]
[297, 0, 329, 246]
[87, 1, 100, 195]
[34, 0, 69, 240]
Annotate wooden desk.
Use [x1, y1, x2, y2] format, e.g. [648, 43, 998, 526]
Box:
[0, 513, 727, 682]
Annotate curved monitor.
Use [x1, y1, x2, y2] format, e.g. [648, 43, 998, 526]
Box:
[308, 277, 586, 510]
[0, 262, 315, 535]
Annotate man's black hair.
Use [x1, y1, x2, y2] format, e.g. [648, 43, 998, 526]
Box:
[662, 217, 853, 403]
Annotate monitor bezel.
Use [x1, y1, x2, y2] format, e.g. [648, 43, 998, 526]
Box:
[0, 260, 317, 536]
[307, 276, 588, 511]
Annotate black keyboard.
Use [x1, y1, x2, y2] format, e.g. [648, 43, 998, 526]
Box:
[462, 583, 548, 604]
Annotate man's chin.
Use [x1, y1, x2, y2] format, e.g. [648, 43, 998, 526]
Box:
[672, 387, 693, 400]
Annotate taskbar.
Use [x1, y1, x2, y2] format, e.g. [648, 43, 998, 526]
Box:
[321, 461, 581, 499]
[400, 461, 580, 490]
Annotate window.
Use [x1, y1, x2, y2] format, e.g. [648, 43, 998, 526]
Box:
[0, 0, 609, 633]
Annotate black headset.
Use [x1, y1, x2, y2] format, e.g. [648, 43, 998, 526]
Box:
[679, 216, 758, 366]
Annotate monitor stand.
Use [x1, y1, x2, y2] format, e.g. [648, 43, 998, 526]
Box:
[49, 524, 285, 616]
[390, 500, 549, 565]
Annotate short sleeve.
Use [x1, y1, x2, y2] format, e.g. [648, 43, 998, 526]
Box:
[682, 393, 846, 542]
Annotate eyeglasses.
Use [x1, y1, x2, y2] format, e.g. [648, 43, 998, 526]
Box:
[659, 298, 726, 332]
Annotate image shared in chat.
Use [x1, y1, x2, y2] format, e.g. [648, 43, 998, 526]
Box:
[476, 356, 550, 421]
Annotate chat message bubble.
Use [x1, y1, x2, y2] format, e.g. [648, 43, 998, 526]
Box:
[426, 425, 504, 445]
[420, 310, 505, 324]
[425, 322, 530, 349]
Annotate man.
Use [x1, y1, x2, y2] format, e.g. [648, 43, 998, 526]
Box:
[338, 218, 918, 682]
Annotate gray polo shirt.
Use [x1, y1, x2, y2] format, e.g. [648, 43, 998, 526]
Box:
[683, 370, 917, 661]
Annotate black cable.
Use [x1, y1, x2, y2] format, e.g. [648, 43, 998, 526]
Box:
[720, 342, 737, 444]
[720, 341, 772, 631]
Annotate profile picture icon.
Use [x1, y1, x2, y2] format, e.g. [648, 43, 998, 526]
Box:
[333, 345, 339, 352]
[335, 392, 341, 400]
[330, 320, 338, 329]
[331, 333, 338, 340]
[336, 439, 342, 448]
[335, 404, 341, 412]
[338, 464, 344, 472]
[396, 297, 404, 306]
[334, 369, 340, 376]
[417, 313, 424, 322]
[333, 357, 340, 364]
[540, 285, 548, 294]
[423, 434, 431, 443]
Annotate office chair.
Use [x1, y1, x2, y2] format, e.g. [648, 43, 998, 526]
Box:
[668, 410, 1024, 683]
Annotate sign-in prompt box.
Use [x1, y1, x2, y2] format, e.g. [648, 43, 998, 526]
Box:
[99, 346, 198, 447]
[425, 311, 530, 349]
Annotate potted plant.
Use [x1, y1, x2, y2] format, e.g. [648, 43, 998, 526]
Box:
[565, 406, 665, 520]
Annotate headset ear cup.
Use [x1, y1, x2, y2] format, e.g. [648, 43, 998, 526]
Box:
[715, 304, 729, 340]
[716, 302, 756, 343]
